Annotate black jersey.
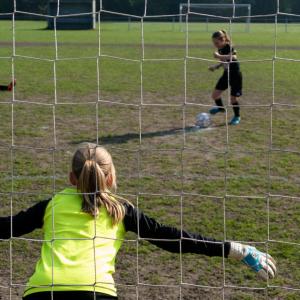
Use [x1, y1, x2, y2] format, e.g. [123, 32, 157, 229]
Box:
[218, 43, 240, 72]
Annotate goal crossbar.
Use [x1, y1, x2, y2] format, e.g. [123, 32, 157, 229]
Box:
[179, 3, 251, 13]
[179, 3, 252, 32]
[180, 3, 251, 8]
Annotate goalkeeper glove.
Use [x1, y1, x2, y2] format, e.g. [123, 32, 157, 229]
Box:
[229, 242, 277, 280]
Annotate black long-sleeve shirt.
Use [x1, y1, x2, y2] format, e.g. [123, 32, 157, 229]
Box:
[218, 43, 240, 72]
[0, 200, 230, 258]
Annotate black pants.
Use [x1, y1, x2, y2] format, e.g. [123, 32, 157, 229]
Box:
[23, 291, 118, 300]
[215, 70, 243, 97]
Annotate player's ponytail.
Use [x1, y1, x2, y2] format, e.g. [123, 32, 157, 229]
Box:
[72, 143, 127, 225]
[212, 30, 231, 43]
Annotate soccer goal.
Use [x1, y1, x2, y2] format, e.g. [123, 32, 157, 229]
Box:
[179, 3, 251, 33]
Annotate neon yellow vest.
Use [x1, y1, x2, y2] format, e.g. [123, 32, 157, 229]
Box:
[23, 188, 126, 297]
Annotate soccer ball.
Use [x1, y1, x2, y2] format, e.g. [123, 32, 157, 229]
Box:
[195, 113, 211, 128]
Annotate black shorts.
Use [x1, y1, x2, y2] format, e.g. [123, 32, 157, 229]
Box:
[23, 291, 118, 300]
[215, 70, 243, 97]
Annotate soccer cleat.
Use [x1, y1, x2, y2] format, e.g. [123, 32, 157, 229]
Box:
[229, 116, 240, 125]
[7, 79, 16, 91]
[209, 107, 224, 115]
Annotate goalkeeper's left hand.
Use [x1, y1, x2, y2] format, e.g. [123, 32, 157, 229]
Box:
[229, 242, 277, 280]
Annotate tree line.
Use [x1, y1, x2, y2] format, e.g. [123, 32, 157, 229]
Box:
[1, 0, 300, 18]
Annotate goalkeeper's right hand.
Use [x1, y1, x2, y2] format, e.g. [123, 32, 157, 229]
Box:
[229, 242, 277, 280]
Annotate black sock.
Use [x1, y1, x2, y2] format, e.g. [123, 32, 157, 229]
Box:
[0, 85, 8, 91]
[232, 101, 240, 117]
[215, 98, 225, 110]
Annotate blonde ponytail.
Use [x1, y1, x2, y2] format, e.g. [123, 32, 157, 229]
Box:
[72, 143, 127, 225]
[220, 30, 230, 43]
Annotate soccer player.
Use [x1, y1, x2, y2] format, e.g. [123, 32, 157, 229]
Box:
[0, 143, 276, 300]
[0, 79, 16, 92]
[208, 30, 242, 125]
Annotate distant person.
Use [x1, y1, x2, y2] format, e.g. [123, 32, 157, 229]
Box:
[0, 79, 16, 92]
[0, 143, 276, 300]
[208, 30, 243, 125]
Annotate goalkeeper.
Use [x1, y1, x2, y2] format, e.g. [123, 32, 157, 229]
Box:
[0, 143, 277, 300]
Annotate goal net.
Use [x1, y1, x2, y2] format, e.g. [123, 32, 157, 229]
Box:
[1, 0, 300, 299]
[179, 3, 251, 32]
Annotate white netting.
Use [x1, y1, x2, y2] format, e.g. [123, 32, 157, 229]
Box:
[1, 0, 300, 299]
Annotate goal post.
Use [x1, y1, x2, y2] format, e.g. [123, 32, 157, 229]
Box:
[179, 3, 251, 33]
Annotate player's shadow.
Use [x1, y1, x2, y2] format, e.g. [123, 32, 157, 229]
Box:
[73, 123, 227, 146]
[102, 127, 191, 145]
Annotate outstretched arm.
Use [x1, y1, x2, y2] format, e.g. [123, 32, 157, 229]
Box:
[123, 203, 230, 257]
[0, 199, 50, 239]
[215, 53, 237, 61]
[214, 48, 237, 61]
[123, 204, 277, 279]
[0, 80, 16, 92]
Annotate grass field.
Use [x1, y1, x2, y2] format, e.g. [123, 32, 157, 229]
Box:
[0, 19, 300, 299]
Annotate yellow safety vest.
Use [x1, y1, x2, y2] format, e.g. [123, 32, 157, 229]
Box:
[23, 187, 126, 297]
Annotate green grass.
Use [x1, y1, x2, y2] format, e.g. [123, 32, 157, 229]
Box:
[0, 20, 300, 299]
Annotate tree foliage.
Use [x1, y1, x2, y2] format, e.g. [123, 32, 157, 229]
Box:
[1, 0, 300, 18]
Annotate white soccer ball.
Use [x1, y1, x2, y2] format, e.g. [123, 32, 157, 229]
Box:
[195, 113, 211, 128]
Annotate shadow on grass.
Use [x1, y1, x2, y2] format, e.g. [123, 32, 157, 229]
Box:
[72, 123, 227, 145]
